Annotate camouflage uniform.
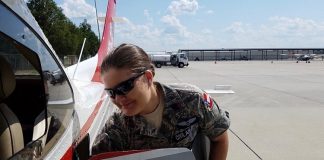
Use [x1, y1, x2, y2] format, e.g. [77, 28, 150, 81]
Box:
[92, 82, 230, 155]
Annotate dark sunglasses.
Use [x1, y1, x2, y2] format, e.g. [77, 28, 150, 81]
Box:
[105, 72, 145, 99]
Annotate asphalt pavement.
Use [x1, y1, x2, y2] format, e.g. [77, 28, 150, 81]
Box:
[154, 60, 324, 160]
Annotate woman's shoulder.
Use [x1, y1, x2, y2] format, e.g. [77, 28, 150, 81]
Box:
[160, 82, 203, 104]
[162, 82, 203, 94]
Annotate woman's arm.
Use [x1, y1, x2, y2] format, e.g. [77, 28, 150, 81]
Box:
[209, 130, 229, 160]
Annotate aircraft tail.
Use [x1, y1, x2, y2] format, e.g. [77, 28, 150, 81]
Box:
[91, 0, 116, 82]
[65, 0, 116, 82]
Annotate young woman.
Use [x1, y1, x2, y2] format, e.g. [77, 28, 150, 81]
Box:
[92, 43, 230, 160]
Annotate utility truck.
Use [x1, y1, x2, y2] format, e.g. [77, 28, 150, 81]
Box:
[148, 52, 189, 68]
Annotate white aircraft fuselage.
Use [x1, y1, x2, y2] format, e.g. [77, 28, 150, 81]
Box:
[0, 0, 197, 159]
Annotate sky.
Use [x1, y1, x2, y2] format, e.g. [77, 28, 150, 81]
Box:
[54, 0, 324, 51]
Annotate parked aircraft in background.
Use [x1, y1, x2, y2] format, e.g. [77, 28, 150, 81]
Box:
[0, 0, 201, 159]
[294, 54, 316, 63]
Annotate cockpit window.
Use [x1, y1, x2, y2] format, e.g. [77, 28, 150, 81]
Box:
[0, 35, 40, 76]
[0, 32, 46, 159]
[0, 3, 74, 159]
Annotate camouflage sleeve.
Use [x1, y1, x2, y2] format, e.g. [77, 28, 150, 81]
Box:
[198, 92, 230, 139]
[91, 113, 127, 155]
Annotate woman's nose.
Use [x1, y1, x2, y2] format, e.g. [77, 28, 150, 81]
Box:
[114, 94, 127, 102]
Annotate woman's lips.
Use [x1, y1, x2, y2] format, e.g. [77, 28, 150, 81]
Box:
[121, 101, 135, 109]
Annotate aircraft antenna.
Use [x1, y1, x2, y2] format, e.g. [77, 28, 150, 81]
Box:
[94, 0, 101, 43]
[72, 38, 87, 79]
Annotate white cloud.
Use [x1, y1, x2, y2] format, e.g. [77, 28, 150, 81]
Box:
[168, 0, 199, 16]
[144, 9, 149, 18]
[114, 17, 164, 50]
[115, 16, 219, 51]
[144, 9, 153, 25]
[161, 15, 184, 31]
[114, 0, 217, 51]
[201, 29, 212, 34]
[205, 10, 214, 15]
[59, 0, 108, 37]
[219, 17, 324, 48]
[114, 16, 210, 51]
[159, 0, 200, 39]
[224, 22, 246, 34]
[269, 16, 324, 37]
[92, 1, 324, 50]
[115, 4, 324, 50]
[121, 0, 201, 50]
[60, 0, 95, 19]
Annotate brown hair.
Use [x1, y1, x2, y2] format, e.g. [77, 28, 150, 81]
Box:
[101, 43, 155, 75]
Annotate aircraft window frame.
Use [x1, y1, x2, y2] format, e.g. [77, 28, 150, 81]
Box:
[0, 3, 74, 100]
[0, 3, 75, 159]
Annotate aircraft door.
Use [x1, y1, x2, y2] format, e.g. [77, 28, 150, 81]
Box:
[0, 3, 74, 159]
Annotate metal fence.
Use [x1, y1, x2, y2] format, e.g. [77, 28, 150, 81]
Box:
[178, 49, 324, 61]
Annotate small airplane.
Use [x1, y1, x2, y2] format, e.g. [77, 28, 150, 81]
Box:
[294, 54, 316, 63]
[0, 0, 210, 159]
[0, 0, 116, 159]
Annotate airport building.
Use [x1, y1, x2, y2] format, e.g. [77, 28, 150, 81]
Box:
[178, 48, 324, 61]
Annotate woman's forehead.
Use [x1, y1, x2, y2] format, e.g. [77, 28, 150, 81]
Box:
[108, 68, 134, 78]
[103, 68, 133, 86]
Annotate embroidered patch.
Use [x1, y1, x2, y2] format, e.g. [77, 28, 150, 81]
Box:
[175, 117, 198, 142]
[176, 117, 198, 129]
[174, 127, 192, 142]
[203, 93, 213, 111]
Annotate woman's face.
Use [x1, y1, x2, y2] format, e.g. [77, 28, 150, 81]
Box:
[102, 67, 152, 116]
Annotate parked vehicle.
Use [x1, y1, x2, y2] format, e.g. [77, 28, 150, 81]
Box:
[149, 52, 189, 68]
[50, 70, 65, 85]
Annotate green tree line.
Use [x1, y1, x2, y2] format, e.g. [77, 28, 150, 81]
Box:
[27, 0, 100, 63]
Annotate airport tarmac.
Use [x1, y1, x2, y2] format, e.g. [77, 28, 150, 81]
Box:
[154, 61, 324, 160]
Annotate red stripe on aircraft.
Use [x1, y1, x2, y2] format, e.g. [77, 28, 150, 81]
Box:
[61, 92, 106, 159]
[78, 92, 105, 144]
[91, 0, 116, 82]
[61, 146, 73, 160]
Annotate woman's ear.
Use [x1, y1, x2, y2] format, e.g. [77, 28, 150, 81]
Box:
[145, 70, 154, 84]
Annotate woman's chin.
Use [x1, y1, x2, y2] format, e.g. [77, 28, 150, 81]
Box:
[122, 105, 138, 116]
[122, 109, 138, 116]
